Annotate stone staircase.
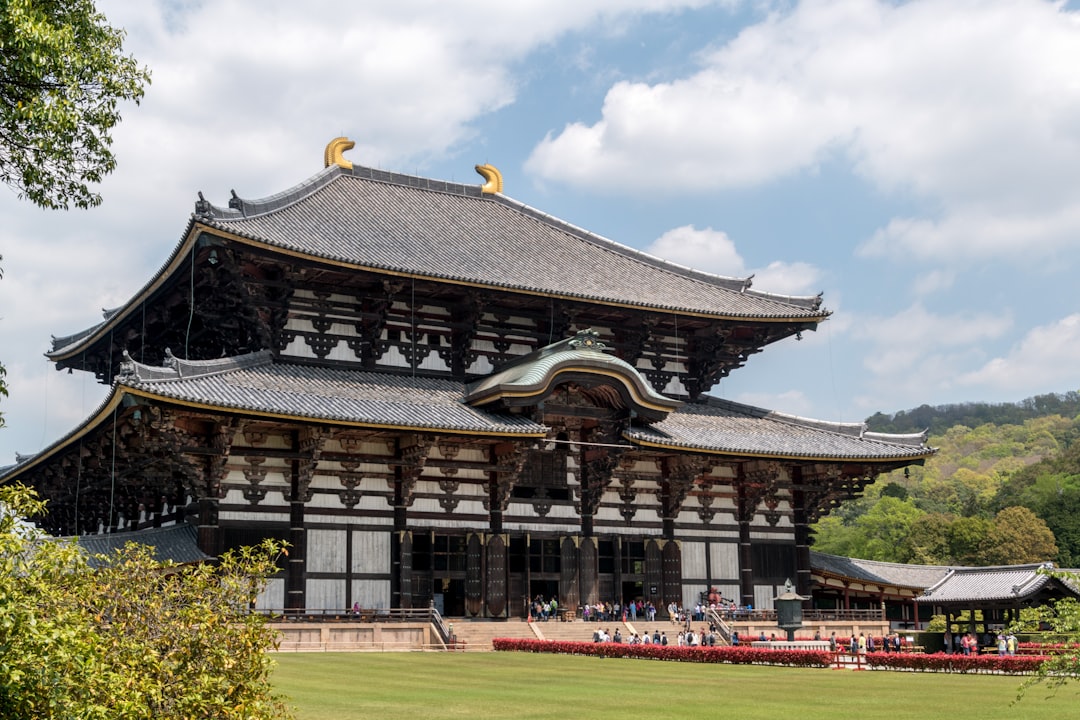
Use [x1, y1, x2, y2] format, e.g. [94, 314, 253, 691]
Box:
[448, 617, 683, 651]
[447, 618, 538, 651]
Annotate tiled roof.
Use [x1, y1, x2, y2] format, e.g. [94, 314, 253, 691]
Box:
[811, 551, 951, 589]
[197, 164, 826, 320]
[73, 523, 212, 565]
[916, 564, 1073, 603]
[118, 351, 546, 436]
[626, 397, 933, 461]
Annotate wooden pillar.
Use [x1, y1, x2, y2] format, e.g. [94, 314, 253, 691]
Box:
[196, 496, 221, 557]
[560, 536, 580, 613]
[737, 479, 754, 608]
[791, 474, 812, 603]
[286, 457, 307, 612]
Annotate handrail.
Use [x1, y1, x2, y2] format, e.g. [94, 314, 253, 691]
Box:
[429, 606, 452, 647]
[715, 608, 885, 623]
[706, 607, 732, 645]
[261, 607, 435, 622]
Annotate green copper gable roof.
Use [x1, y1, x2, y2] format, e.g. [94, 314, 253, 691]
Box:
[464, 329, 682, 420]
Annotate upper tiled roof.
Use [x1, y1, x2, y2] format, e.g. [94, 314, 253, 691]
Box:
[196, 164, 827, 320]
[626, 396, 933, 461]
[811, 551, 951, 589]
[74, 523, 212, 566]
[117, 350, 546, 436]
[916, 564, 1073, 603]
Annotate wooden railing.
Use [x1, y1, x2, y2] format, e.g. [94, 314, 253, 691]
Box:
[717, 608, 885, 623]
[261, 607, 437, 623]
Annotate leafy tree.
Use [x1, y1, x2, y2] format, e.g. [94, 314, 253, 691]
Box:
[0, 0, 150, 209]
[945, 516, 992, 565]
[0, 484, 293, 719]
[852, 496, 925, 562]
[978, 506, 1058, 566]
[1011, 570, 1080, 700]
[901, 512, 953, 565]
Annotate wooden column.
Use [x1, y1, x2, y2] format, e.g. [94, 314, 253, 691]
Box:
[791, 468, 812, 603]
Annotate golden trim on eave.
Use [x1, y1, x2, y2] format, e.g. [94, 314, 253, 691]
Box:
[324, 137, 355, 170]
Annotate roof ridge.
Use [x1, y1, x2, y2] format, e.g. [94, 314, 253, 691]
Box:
[117, 348, 273, 383]
[197, 160, 825, 310]
[701, 395, 867, 437]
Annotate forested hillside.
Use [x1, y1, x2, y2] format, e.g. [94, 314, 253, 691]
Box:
[811, 393, 1080, 568]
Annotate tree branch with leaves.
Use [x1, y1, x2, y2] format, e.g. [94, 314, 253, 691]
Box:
[1, 0, 150, 209]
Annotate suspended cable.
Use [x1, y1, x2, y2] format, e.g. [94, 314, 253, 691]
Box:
[108, 404, 118, 532]
[184, 245, 195, 359]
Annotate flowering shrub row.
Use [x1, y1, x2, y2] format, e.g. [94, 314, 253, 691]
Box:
[492, 638, 833, 667]
[1017, 641, 1080, 654]
[863, 651, 1046, 674]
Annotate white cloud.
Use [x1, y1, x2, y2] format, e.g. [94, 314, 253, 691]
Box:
[644, 225, 822, 295]
[526, 0, 1080, 261]
[852, 303, 1011, 378]
[958, 314, 1080, 392]
[911, 270, 956, 297]
[734, 389, 814, 417]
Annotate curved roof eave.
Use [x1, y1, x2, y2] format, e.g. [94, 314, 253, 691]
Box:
[623, 433, 935, 463]
[46, 217, 203, 362]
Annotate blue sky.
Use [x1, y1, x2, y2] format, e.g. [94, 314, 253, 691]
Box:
[3, 0, 1080, 463]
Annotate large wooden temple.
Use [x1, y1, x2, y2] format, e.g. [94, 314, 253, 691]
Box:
[1, 138, 933, 617]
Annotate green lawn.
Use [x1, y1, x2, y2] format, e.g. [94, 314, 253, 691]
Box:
[272, 651, 1080, 720]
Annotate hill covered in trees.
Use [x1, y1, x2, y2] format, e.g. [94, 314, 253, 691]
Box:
[811, 391, 1080, 568]
[864, 391, 1080, 435]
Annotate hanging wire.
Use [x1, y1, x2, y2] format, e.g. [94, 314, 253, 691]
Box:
[548, 298, 554, 345]
[674, 313, 683, 393]
[410, 276, 417, 377]
[184, 245, 195, 359]
[108, 405, 118, 532]
[141, 302, 146, 363]
[74, 438, 83, 535]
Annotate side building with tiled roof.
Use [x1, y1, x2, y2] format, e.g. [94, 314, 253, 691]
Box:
[2, 139, 933, 618]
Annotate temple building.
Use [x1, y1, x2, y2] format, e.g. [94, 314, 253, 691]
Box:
[1, 138, 934, 618]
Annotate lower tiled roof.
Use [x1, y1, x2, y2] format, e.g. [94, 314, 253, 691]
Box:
[811, 551, 951, 589]
[916, 564, 1071, 603]
[627, 397, 933, 461]
[74, 523, 212, 566]
[121, 352, 546, 436]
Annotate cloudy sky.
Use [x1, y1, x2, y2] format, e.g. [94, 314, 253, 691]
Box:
[3, 0, 1080, 463]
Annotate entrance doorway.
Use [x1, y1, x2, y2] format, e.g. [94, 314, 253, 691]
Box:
[434, 578, 465, 616]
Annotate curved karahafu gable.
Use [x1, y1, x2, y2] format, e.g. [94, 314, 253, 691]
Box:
[463, 329, 683, 422]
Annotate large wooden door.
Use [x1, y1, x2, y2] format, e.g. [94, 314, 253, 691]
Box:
[486, 534, 508, 617]
[465, 533, 484, 617]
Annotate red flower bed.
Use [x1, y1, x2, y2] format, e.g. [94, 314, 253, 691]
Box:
[863, 651, 1046, 674]
[492, 638, 833, 668]
[1017, 642, 1080, 655]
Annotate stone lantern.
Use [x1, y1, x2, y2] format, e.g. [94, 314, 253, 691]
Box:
[774, 578, 808, 642]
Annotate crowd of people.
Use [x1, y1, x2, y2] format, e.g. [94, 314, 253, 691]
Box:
[580, 600, 658, 623]
[946, 630, 1018, 655]
[592, 627, 670, 645]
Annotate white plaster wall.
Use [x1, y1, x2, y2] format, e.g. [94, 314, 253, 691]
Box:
[257, 578, 285, 611]
[352, 580, 391, 609]
[710, 541, 739, 579]
[307, 579, 344, 610]
[351, 531, 390, 574]
[307, 529, 346, 573]
[754, 584, 779, 611]
[682, 541, 706, 578]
